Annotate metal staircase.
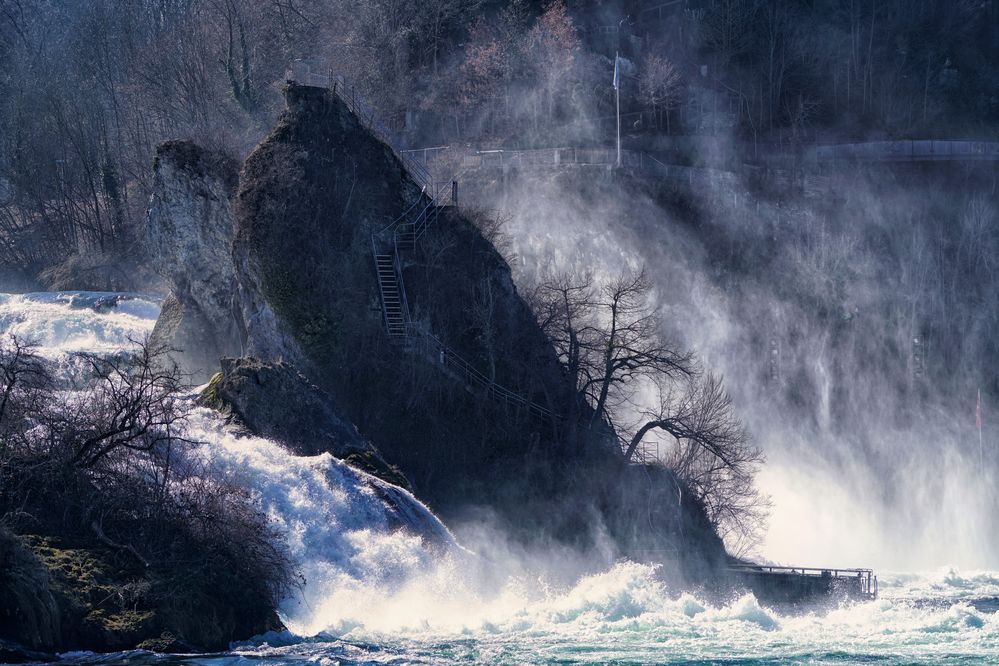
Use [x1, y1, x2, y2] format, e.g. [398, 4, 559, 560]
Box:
[285, 61, 555, 422]
[369, 191, 556, 423]
[372, 239, 408, 338]
[395, 198, 444, 250]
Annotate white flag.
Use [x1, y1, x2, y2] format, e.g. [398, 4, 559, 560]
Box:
[613, 53, 620, 90]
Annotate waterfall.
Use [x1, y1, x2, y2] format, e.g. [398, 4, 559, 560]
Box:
[0, 291, 456, 635]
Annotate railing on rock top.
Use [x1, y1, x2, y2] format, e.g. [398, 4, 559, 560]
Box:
[411, 144, 832, 197]
[727, 564, 878, 599]
[286, 60, 437, 198]
[812, 140, 999, 162]
[286, 60, 556, 423]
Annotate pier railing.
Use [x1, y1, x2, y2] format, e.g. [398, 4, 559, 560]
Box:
[812, 139, 999, 162]
[728, 564, 878, 598]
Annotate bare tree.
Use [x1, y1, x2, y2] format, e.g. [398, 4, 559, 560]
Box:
[639, 54, 683, 133]
[531, 269, 695, 439]
[531, 269, 765, 545]
[584, 271, 694, 427]
[530, 271, 598, 440]
[526, 0, 580, 123]
[625, 373, 766, 552]
[0, 334, 294, 620]
[418, 0, 481, 76]
[0, 335, 51, 456]
[699, 0, 758, 66]
[54, 339, 186, 469]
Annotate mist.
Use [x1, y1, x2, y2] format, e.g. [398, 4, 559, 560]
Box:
[456, 161, 999, 570]
[4, 0, 999, 660]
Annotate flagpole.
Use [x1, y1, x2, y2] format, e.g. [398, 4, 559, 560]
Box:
[615, 52, 621, 168]
[978, 388, 984, 469]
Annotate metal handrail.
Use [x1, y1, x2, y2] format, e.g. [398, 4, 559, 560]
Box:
[379, 187, 427, 234]
[286, 61, 555, 423]
[729, 564, 873, 575]
[407, 326, 557, 422]
[395, 181, 447, 243]
[813, 139, 999, 162]
[728, 564, 878, 597]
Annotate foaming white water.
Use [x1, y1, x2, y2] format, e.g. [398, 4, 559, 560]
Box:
[6, 292, 997, 663]
[0, 291, 160, 355]
[230, 562, 999, 664]
[0, 292, 459, 639]
[180, 408, 456, 636]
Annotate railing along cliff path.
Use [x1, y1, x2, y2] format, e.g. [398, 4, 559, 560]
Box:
[287, 61, 557, 423]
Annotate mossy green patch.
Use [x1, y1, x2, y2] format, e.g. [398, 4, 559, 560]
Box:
[135, 631, 182, 653]
[18, 535, 159, 650]
[198, 371, 227, 411]
[86, 608, 155, 635]
[26, 537, 116, 600]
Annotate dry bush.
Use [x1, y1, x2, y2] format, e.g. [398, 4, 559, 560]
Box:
[0, 336, 292, 645]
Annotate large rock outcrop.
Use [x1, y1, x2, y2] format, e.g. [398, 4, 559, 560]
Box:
[146, 83, 730, 582]
[146, 140, 305, 381]
[231, 85, 573, 509]
[146, 141, 244, 382]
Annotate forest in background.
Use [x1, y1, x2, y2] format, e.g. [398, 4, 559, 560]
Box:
[1, 0, 997, 290]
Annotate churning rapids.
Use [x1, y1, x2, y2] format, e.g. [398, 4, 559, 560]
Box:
[2, 291, 997, 665]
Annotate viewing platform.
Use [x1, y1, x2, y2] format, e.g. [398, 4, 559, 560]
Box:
[729, 564, 878, 605]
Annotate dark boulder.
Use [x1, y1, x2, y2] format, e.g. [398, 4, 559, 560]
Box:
[0, 529, 60, 652]
[200, 357, 410, 489]
[201, 357, 368, 457]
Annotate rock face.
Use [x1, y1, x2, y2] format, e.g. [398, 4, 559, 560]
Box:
[224, 84, 728, 579]
[231, 84, 418, 369]
[145, 83, 730, 584]
[231, 85, 573, 505]
[146, 141, 244, 382]
[0, 529, 60, 653]
[203, 357, 362, 454]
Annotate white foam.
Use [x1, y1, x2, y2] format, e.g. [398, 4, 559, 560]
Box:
[6, 292, 997, 663]
[0, 291, 160, 357]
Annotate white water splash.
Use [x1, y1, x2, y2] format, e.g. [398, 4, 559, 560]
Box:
[0, 291, 456, 636]
[180, 408, 457, 636]
[230, 563, 999, 664]
[5, 292, 997, 664]
[0, 291, 160, 356]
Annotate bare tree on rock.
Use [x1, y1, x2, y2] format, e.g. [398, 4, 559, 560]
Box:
[530, 269, 766, 547]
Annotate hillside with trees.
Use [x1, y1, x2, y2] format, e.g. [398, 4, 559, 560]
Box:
[3, 1, 997, 289]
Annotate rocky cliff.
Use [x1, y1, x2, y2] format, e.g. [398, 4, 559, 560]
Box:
[229, 85, 573, 511]
[146, 141, 244, 383]
[145, 83, 729, 584]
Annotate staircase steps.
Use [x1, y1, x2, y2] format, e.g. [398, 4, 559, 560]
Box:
[363, 145, 557, 422]
[374, 252, 407, 337]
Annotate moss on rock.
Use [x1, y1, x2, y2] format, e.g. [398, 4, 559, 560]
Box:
[342, 450, 412, 492]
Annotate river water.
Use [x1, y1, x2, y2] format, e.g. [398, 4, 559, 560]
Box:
[2, 292, 996, 665]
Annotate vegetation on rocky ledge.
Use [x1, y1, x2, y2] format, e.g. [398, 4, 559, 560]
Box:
[0, 337, 290, 655]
